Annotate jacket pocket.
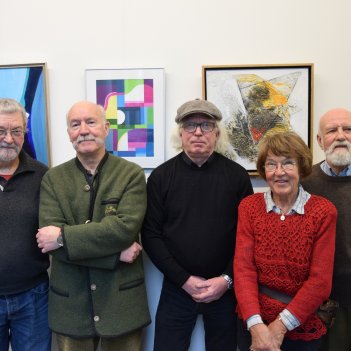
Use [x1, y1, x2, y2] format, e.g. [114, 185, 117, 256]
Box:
[119, 278, 144, 291]
[50, 285, 69, 297]
[102, 198, 120, 216]
[101, 198, 120, 205]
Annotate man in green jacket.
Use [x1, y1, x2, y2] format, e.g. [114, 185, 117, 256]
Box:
[36, 100, 150, 351]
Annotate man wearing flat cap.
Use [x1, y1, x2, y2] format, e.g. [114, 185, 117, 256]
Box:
[142, 99, 253, 350]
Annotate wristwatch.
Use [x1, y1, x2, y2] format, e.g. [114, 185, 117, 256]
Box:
[221, 274, 233, 289]
[57, 230, 64, 247]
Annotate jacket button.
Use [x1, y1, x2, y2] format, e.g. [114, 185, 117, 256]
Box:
[90, 284, 97, 291]
[84, 184, 90, 191]
[94, 316, 100, 322]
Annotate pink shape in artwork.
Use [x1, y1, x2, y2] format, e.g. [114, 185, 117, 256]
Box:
[129, 142, 147, 150]
[144, 84, 153, 104]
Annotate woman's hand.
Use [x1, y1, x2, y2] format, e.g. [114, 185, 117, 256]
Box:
[267, 318, 287, 349]
[249, 323, 281, 351]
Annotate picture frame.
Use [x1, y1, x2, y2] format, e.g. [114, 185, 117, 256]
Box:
[202, 64, 313, 175]
[86, 68, 165, 169]
[0, 63, 50, 166]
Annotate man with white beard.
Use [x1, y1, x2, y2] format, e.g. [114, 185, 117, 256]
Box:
[301, 108, 351, 351]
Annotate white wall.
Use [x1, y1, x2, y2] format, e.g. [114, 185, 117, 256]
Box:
[3, 0, 351, 349]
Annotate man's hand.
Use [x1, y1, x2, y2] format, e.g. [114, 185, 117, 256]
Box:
[120, 242, 142, 263]
[36, 226, 61, 253]
[182, 275, 207, 296]
[191, 276, 228, 303]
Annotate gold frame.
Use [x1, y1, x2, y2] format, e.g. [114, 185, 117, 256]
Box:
[202, 63, 313, 175]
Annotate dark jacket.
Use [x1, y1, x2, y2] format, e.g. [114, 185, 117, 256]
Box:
[0, 151, 49, 294]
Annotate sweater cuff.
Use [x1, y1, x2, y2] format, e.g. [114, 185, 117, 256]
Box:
[279, 309, 300, 331]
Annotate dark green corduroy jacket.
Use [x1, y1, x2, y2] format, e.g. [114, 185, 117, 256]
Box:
[39, 153, 150, 337]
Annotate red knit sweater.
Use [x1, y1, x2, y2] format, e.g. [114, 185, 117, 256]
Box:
[234, 193, 337, 341]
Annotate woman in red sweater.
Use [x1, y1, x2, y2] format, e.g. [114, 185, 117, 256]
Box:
[234, 131, 337, 351]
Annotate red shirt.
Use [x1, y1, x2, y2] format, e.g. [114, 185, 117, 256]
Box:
[234, 193, 337, 340]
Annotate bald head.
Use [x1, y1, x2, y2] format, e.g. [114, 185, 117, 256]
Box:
[317, 108, 351, 173]
[66, 101, 106, 126]
[318, 108, 351, 136]
[66, 100, 110, 167]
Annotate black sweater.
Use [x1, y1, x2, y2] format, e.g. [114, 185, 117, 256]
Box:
[0, 151, 49, 294]
[141, 152, 253, 287]
[302, 162, 351, 307]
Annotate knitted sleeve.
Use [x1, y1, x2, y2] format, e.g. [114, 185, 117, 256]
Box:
[234, 194, 263, 320]
[286, 197, 337, 323]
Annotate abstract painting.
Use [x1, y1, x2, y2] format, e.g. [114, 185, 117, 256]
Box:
[86, 68, 165, 169]
[203, 64, 313, 174]
[0, 63, 50, 165]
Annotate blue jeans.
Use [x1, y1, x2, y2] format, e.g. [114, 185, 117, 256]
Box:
[0, 281, 51, 351]
[154, 279, 237, 351]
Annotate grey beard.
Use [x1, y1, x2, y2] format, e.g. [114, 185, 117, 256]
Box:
[0, 147, 20, 162]
[326, 148, 351, 167]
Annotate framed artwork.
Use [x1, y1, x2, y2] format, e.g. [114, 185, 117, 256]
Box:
[0, 63, 50, 166]
[203, 64, 313, 175]
[86, 68, 165, 169]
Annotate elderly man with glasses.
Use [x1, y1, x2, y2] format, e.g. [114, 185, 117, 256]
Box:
[141, 98, 253, 351]
[0, 98, 50, 351]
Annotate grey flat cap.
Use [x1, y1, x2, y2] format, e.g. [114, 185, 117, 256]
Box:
[175, 99, 222, 123]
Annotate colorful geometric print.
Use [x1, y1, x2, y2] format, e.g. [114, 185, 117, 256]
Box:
[0, 66, 49, 165]
[96, 79, 154, 157]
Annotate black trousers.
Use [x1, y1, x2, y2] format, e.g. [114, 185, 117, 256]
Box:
[154, 279, 237, 351]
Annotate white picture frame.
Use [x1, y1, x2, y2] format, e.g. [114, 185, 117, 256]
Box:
[86, 68, 165, 169]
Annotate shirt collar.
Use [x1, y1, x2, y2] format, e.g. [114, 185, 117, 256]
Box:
[320, 160, 351, 177]
[181, 151, 215, 167]
[264, 184, 311, 215]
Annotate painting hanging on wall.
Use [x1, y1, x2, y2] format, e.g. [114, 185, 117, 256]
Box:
[0, 63, 50, 166]
[202, 64, 313, 175]
[86, 68, 165, 169]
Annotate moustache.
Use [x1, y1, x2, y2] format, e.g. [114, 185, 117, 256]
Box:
[76, 136, 95, 143]
[0, 143, 16, 149]
[330, 141, 351, 152]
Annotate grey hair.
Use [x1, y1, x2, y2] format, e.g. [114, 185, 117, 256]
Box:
[170, 121, 230, 155]
[0, 98, 28, 130]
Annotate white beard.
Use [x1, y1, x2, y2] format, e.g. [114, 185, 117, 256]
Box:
[325, 141, 351, 167]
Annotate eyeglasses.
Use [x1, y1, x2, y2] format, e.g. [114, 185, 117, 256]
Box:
[182, 121, 216, 133]
[264, 159, 297, 172]
[0, 129, 25, 139]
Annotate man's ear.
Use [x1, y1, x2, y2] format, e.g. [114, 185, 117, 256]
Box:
[104, 121, 110, 136]
[316, 133, 324, 150]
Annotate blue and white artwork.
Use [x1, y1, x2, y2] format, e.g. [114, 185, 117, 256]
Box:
[0, 63, 50, 165]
